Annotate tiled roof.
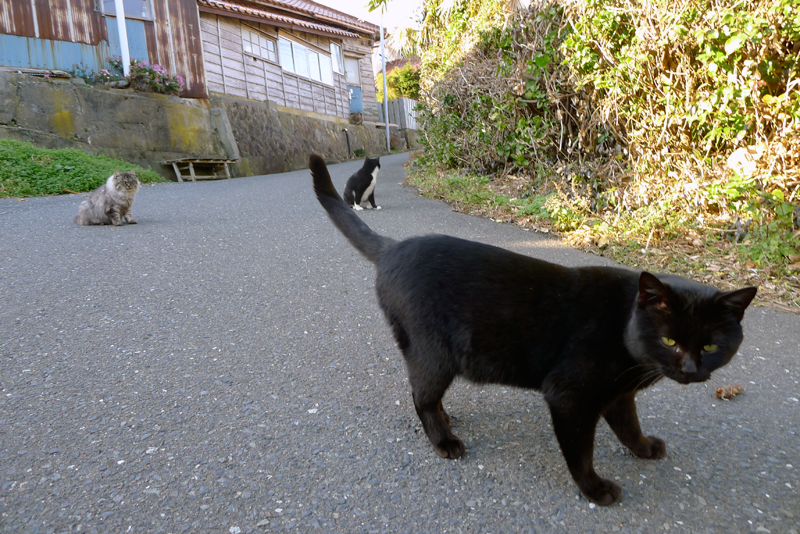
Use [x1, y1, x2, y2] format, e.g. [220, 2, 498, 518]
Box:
[197, 0, 364, 38]
[252, 0, 380, 36]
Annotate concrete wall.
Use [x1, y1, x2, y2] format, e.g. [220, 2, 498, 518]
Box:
[0, 71, 226, 175]
[0, 71, 391, 179]
[210, 93, 388, 177]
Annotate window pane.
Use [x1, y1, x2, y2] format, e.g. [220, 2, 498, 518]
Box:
[330, 43, 343, 73]
[308, 51, 321, 81]
[243, 41, 252, 54]
[320, 55, 333, 85]
[344, 57, 360, 85]
[293, 42, 308, 78]
[279, 38, 294, 72]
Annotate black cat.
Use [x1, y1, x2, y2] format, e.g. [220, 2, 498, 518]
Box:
[343, 156, 381, 210]
[309, 154, 757, 505]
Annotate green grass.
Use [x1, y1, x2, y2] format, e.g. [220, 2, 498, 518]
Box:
[0, 139, 166, 198]
[408, 170, 558, 223]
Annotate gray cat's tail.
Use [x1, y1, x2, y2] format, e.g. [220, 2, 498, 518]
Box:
[310, 154, 395, 263]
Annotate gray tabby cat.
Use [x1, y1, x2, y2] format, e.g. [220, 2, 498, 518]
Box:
[74, 170, 139, 226]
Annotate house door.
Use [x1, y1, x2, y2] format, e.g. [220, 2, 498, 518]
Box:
[345, 57, 362, 114]
[348, 86, 363, 114]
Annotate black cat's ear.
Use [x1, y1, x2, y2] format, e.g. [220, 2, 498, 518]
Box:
[638, 272, 670, 310]
[716, 286, 758, 321]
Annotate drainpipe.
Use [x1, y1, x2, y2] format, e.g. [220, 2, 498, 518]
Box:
[342, 129, 352, 159]
[114, 0, 131, 76]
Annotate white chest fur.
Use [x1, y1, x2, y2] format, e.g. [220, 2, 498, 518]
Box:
[359, 168, 379, 207]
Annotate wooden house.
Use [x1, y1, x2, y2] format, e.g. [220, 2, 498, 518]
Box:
[198, 0, 380, 121]
[0, 0, 381, 120]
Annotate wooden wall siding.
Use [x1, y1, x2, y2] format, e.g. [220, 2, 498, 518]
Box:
[0, 0, 106, 45]
[217, 17, 247, 98]
[297, 78, 313, 112]
[200, 13, 224, 94]
[199, 13, 356, 120]
[264, 61, 284, 106]
[334, 74, 347, 119]
[283, 72, 300, 107]
[244, 54, 267, 101]
[359, 57, 378, 121]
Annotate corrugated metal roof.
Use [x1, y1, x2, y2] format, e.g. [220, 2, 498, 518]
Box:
[197, 0, 364, 38]
[251, 0, 380, 36]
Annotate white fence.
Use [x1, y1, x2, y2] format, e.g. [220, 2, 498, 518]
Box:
[377, 97, 418, 130]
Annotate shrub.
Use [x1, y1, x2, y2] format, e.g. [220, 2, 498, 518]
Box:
[107, 56, 185, 95]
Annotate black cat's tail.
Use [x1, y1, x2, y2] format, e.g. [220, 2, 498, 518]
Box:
[310, 154, 395, 263]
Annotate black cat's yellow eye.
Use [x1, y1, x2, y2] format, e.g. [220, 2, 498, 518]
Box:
[703, 344, 718, 352]
[661, 337, 676, 347]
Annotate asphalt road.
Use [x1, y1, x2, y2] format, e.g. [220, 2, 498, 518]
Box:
[1, 153, 798, 534]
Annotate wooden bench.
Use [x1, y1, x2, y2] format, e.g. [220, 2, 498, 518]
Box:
[162, 158, 236, 182]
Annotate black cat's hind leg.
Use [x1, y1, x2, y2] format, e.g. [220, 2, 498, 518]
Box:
[407, 358, 464, 459]
[547, 400, 621, 505]
[603, 392, 666, 459]
[367, 191, 381, 210]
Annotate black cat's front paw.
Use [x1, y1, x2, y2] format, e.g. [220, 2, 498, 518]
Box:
[633, 435, 666, 459]
[432, 438, 465, 460]
[579, 477, 622, 506]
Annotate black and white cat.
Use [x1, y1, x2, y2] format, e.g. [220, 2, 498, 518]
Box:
[309, 154, 757, 506]
[343, 156, 381, 210]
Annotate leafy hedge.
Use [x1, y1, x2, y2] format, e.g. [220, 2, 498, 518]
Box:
[415, 0, 799, 272]
[0, 139, 166, 198]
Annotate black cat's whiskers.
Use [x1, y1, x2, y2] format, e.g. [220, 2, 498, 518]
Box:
[615, 363, 664, 392]
[631, 369, 665, 391]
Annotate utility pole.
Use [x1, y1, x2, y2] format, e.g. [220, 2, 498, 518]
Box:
[113, 0, 131, 75]
[380, 9, 390, 153]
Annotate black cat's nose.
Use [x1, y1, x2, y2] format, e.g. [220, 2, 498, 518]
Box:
[681, 357, 697, 374]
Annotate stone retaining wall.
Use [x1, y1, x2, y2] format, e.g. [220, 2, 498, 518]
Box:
[0, 71, 225, 177]
[209, 94, 389, 177]
[0, 71, 394, 180]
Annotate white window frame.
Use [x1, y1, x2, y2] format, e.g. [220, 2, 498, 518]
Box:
[330, 42, 344, 74]
[279, 36, 335, 87]
[242, 27, 277, 63]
